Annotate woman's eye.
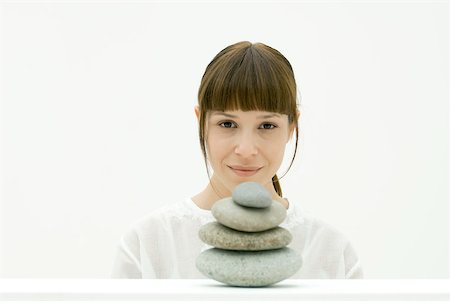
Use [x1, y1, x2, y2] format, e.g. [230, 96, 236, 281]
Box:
[218, 121, 276, 130]
[219, 121, 236, 128]
[260, 123, 277, 130]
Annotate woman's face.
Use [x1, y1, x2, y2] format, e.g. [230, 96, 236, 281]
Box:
[202, 108, 295, 194]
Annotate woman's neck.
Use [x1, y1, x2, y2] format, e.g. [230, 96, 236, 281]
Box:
[191, 182, 289, 210]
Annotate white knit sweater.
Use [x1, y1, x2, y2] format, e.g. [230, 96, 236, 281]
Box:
[111, 198, 363, 279]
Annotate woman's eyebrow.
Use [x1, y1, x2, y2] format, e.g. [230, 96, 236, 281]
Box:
[211, 112, 282, 118]
[212, 112, 237, 118]
[258, 113, 282, 119]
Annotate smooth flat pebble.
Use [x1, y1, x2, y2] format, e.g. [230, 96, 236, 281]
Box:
[211, 197, 286, 232]
[196, 247, 302, 287]
[232, 182, 272, 208]
[199, 222, 292, 251]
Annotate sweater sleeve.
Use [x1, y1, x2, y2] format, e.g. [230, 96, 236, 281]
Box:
[343, 241, 364, 279]
[111, 228, 142, 279]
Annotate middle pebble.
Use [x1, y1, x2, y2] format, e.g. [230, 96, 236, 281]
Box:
[199, 222, 292, 251]
[211, 197, 287, 232]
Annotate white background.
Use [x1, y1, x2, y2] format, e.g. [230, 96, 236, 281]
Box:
[0, 0, 448, 279]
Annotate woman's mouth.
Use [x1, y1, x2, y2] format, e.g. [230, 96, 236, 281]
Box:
[228, 165, 262, 177]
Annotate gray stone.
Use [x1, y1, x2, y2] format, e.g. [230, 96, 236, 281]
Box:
[199, 222, 292, 251]
[196, 247, 302, 287]
[212, 197, 286, 232]
[232, 182, 272, 208]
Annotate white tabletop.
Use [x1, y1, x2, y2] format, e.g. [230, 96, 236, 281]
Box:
[0, 279, 449, 301]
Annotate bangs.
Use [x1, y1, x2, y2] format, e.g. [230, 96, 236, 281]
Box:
[199, 43, 296, 115]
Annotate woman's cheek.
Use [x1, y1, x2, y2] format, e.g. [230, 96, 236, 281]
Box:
[206, 139, 225, 163]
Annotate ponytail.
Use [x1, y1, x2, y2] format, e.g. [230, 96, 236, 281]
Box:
[272, 174, 282, 198]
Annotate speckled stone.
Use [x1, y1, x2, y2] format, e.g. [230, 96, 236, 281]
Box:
[232, 182, 272, 208]
[199, 222, 292, 251]
[211, 197, 286, 232]
[196, 247, 302, 287]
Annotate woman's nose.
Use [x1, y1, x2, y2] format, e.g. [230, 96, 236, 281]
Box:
[234, 132, 258, 157]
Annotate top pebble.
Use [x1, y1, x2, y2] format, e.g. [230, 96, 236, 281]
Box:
[232, 182, 272, 208]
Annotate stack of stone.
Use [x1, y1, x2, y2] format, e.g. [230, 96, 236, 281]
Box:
[195, 182, 302, 287]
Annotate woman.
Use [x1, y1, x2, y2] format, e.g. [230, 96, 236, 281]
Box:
[111, 41, 363, 279]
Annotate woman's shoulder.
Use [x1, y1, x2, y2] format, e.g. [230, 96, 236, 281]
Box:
[126, 198, 215, 235]
[307, 215, 351, 243]
[118, 200, 191, 246]
[287, 201, 352, 244]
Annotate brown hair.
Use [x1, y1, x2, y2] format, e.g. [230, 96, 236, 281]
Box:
[197, 41, 300, 197]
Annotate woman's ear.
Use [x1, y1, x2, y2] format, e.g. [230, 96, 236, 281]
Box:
[194, 105, 200, 121]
